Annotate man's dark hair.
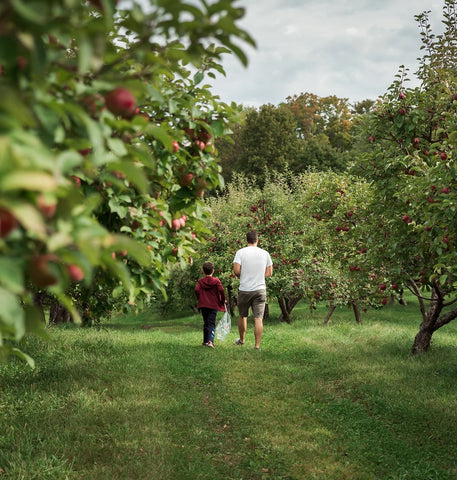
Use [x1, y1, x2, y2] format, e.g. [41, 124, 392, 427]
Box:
[202, 261, 214, 275]
[246, 230, 258, 244]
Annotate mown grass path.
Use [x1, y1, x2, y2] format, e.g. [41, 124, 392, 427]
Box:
[1, 299, 457, 479]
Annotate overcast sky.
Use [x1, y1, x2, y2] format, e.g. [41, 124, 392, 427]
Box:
[208, 0, 445, 107]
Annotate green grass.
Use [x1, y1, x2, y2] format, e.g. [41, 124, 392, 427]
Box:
[1, 299, 457, 479]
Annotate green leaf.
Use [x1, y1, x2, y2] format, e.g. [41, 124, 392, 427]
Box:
[107, 137, 128, 157]
[57, 151, 83, 174]
[147, 125, 174, 150]
[109, 235, 151, 266]
[10, 348, 35, 369]
[0, 287, 25, 341]
[108, 197, 128, 218]
[0, 258, 24, 294]
[10, 0, 46, 24]
[193, 71, 204, 85]
[0, 171, 57, 191]
[24, 306, 50, 340]
[77, 34, 92, 73]
[10, 203, 47, 238]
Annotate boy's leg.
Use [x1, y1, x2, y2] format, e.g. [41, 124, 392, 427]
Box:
[207, 309, 217, 345]
[201, 308, 210, 344]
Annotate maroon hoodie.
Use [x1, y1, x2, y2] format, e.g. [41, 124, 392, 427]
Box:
[195, 276, 226, 311]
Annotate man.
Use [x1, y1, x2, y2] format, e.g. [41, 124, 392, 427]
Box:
[233, 230, 273, 350]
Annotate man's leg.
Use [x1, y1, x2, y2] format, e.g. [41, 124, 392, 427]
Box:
[253, 317, 263, 349]
[252, 291, 266, 349]
[238, 315, 247, 343]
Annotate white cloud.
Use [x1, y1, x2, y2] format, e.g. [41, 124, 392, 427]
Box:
[209, 0, 445, 107]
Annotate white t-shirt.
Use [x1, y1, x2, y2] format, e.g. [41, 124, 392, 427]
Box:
[233, 246, 273, 292]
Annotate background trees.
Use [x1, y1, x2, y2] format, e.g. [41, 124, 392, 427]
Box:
[216, 93, 362, 185]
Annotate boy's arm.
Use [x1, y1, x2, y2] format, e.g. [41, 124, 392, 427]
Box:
[218, 282, 226, 305]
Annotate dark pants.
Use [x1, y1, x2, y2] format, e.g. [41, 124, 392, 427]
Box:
[200, 308, 217, 344]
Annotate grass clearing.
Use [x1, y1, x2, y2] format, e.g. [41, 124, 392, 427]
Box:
[1, 298, 457, 479]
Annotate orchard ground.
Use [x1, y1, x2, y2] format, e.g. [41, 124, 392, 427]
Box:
[1, 296, 457, 479]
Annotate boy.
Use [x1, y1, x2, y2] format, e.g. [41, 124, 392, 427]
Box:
[195, 261, 226, 348]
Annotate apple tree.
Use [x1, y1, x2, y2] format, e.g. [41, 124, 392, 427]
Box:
[179, 172, 313, 323]
[291, 172, 398, 323]
[352, 0, 457, 353]
[0, 0, 254, 364]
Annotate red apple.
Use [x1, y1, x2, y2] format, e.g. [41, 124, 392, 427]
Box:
[78, 148, 92, 157]
[172, 141, 179, 152]
[17, 56, 28, 70]
[179, 173, 194, 187]
[398, 92, 406, 99]
[105, 87, 136, 118]
[398, 108, 406, 115]
[67, 264, 84, 282]
[37, 195, 57, 218]
[440, 152, 448, 160]
[171, 219, 181, 230]
[29, 254, 59, 288]
[442, 187, 450, 194]
[71, 175, 81, 187]
[379, 284, 387, 291]
[0, 207, 18, 238]
[194, 140, 206, 151]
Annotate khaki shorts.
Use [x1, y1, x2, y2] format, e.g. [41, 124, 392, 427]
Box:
[237, 290, 267, 318]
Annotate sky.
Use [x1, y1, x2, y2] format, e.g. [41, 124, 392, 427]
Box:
[208, 0, 445, 108]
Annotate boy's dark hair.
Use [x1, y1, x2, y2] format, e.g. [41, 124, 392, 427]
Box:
[246, 230, 258, 244]
[202, 261, 214, 275]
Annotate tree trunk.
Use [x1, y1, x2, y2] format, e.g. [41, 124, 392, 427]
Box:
[227, 284, 236, 317]
[49, 297, 72, 325]
[277, 294, 302, 323]
[411, 327, 434, 354]
[408, 279, 457, 354]
[323, 305, 336, 325]
[33, 291, 48, 324]
[352, 302, 362, 323]
[398, 288, 407, 306]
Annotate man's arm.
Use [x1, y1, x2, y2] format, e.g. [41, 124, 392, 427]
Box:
[233, 262, 241, 278]
[265, 265, 273, 277]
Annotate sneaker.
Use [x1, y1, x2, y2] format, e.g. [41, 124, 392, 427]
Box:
[234, 338, 245, 345]
[206, 341, 215, 348]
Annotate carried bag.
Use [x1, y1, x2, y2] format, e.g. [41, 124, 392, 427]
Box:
[215, 310, 231, 341]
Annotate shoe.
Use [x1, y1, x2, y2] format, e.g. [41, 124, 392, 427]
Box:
[234, 338, 245, 345]
[202, 342, 208, 346]
[206, 341, 215, 348]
